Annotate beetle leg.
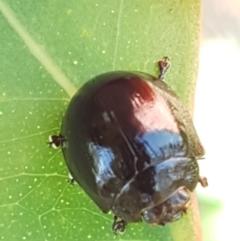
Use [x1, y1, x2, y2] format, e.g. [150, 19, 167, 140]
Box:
[158, 57, 171, 81]
[68, 173, 75, 185]
[47, 134, 67, 149]
[182, 205, 188, 214]
[112, 215, 127, 234]
[198, 176, 208, 187]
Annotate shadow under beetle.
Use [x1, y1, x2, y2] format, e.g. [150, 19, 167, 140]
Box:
[48, 57, 208, 234]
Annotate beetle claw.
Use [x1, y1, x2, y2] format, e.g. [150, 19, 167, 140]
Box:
[68, 173, 75, 185]
[112, 216, 127, 234]
[47, 135, 67, 149]
[199, 176, 208, 187]
[182, 205, 188, 214]
[158, 57, 171, 81]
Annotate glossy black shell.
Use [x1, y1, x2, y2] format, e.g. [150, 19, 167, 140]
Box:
[61, 71, 204, 222]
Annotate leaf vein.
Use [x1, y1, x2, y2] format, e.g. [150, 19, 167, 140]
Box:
[0, 0, 77, 98]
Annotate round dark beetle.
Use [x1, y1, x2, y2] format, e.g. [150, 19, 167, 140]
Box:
[49, 58, 207, 234]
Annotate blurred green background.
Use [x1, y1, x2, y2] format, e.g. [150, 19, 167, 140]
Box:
[195, 0, 240, 240]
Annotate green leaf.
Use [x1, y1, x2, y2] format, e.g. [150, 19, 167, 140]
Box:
[0, 0, 201, 240]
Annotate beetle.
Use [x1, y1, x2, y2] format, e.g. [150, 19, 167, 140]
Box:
[48, 57, 207, 234]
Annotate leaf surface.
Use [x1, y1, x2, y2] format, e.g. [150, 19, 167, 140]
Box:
[0, 0, 201, 240]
